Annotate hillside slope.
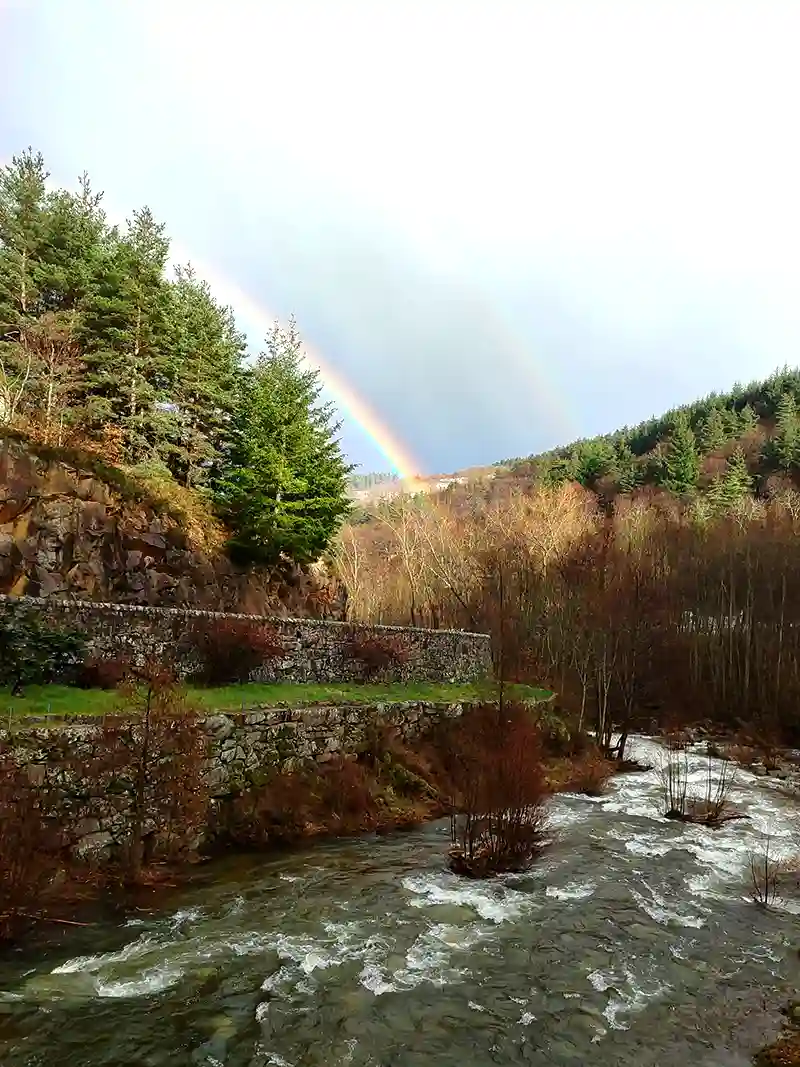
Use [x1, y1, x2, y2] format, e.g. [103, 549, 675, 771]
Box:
[504, 367, 800, 502]
[0, 434, 345, 616]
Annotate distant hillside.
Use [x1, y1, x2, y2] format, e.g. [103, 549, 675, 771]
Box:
[503, 367, 800, 505]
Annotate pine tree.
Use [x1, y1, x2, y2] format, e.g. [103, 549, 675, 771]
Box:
[660, 411, 699, 494]
[214, 319, 352, 564]
[164, 264, 246, 487]
[78, 208, 175, 461]
[0, 149, 50, 424]
[614, 439, 641, 493]
[738, 403, 758, 434]
[708, 446, 752, 511]
[770, 392, 800, 471]
[698, 408, 727, 453]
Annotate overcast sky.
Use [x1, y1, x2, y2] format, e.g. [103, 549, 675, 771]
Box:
[2, 0, 800, 474]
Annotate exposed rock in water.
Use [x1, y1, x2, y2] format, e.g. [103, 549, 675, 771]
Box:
[0, 435, 345, 616]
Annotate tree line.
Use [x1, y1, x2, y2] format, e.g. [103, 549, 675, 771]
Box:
[0, 148, 351, 565]
[506, 367, 800, 504]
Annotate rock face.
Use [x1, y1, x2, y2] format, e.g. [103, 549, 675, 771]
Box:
[0, 435, 345, 616]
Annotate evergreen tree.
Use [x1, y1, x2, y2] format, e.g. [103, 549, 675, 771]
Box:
[708, 446, 752, 511]
[770, 392, 800, 471]
[698, 408, 727, 453]
[0, 149, 50, 423]
[214, 319, 352, 564]
[738, 403, 758, 434]
[78, 208, 175, 460]
[165, 264, 246, 487]
[660, 411, 699, 494]
[614, 439, 641, 492]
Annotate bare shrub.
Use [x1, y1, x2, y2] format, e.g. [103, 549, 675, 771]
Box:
[750, 836, 800, 908]
[184, 617, 286, 686]
[345, 630, 410, 679]
[0, 753, 64, 941]
[446, 702, 550, 878]
[69, 667, 209, 882]
[659, 749, 738, 826]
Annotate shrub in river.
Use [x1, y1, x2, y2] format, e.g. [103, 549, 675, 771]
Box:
[749, 835, 800, 909]
[445, 702, 550, 878]
[658, 749, 739, 826]
[182, 616, 286, 686]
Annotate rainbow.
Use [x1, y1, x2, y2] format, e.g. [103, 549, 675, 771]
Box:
[174, 259, 426, 490]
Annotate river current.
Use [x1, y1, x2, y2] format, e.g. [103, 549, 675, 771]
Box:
[1, 738, 799, 1066]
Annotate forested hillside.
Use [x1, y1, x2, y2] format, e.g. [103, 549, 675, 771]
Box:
[504, 368, 800, 511]
[0, 148, 351, 567]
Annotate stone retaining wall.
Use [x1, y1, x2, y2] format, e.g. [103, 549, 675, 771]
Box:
[0, 594, 492, 684]
[1, 701, 466, 859]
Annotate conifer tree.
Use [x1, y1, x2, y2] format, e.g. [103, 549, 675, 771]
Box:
[0, 149, 50, 423]
[698, 407, 726, 454]
[78, 208, 175, 460]
[660, 411, 699, 494]
[214, 319, 352, 564]
[770, 392, 800, 472]
[165, 264, 246, 487]
[708, 446, 752, 511]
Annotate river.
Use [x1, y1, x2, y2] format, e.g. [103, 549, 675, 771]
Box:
[1, 739, 799, 1066]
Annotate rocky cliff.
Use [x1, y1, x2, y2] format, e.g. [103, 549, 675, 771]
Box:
[0, 435, 345, 616]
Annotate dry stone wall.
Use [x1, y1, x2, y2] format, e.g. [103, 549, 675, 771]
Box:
[1, 701, 467, 859]
[0, 594, 492, 684]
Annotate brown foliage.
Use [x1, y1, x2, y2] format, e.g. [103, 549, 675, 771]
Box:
[184, 616, 286, 686]
[445, 703, 550, 877]
[67, 668, 209, 882]
[76, 655, 134, 690]
[345, 630, 411, 679]
[339, 480, 800, 749]
[565, 751, 614, 796]
[0, 753, 64, 940]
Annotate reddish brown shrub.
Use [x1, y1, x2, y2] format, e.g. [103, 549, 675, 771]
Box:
[184, 617, 286, 686]
[445, 702, 550, 878]
[565, 752, 614, 796]
[75, 655, 133, 690]
[345, 630, 411, 679]
[0, 754, 64, 941]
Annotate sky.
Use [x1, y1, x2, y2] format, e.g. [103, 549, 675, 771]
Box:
[2, 0, 800, 475]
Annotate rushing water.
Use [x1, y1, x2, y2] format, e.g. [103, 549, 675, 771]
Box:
[1, 738, 800, 1067]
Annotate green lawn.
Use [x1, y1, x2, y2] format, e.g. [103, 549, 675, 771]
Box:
[0, 680, 552, 722]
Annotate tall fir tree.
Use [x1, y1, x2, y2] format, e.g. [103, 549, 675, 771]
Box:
[0, 149, 50, 423]
[707, 446, 752, 512]
[660, 411, 699, 494]
[770, 392, 800, 472]
[698, 407, 727, 453]
[165, 264, 246, 486]
[78, 208, 176, 461]
[214, 319, 352, 564]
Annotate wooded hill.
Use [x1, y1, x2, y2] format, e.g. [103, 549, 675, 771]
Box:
[504, 367, 800, 509]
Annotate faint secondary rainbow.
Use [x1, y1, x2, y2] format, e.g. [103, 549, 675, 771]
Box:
[180, 259, 425, 489]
